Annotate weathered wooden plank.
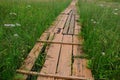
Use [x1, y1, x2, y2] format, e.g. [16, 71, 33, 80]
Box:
[72, 36, 83, 77]
[58, 15, 68, 29]
[72, 6, 93, 79]
[74, 21, 81, 35]
[37, 34, 63, 80]
[56, 35, 72, 80]
[54, 14, 68, 34]
[45, 14, 63, 33]
[17, 11, 63, 80]
[67, 9, 72, 15]
[68, 14, 75, 35]
[72, 8, 84, 77]
[62, 11, 73, 35]
[37, 40, 81, 45]
[61, 8, 71, 15]
[37, 11, 67, 80]
[82, 59, 94, 80]
[17, 69, 87, 80]
[19, 33, 49, 80]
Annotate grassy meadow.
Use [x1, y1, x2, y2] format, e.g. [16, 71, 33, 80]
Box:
[78, 0, 120, 79]
[0, 0, 71, 80]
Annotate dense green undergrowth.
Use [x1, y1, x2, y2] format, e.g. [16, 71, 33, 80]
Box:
[78, 0, 120, 80]
[0, 0, 71, 80]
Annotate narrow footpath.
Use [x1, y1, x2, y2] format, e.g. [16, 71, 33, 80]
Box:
[16, 0, 94, 80]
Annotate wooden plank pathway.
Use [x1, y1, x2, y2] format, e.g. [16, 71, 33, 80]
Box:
[16, 0, 94, 80]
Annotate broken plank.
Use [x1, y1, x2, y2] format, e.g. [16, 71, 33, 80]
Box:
[56, 35, 73, 80]
[18, 33, 49, 80]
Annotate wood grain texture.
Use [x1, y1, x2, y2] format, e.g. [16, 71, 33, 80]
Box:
[17, 69, 87, 80]
[56, 35, 72, 80]
[37, 34, 63, 80]
[62, 11, 73, 35]
[68, 14, 75, 35]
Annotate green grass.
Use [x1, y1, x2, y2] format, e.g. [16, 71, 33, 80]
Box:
[102, 0, 120, 2]
[112, 0, 120, 2]
[78, 0, 120, 80]
[0, 0, 71, 80]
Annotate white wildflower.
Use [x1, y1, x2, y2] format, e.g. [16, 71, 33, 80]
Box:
[13, 33, 19, 37]
[99, 4, 104, 7]
[93, 21, 97, 24]
[102, 52, 105, 56]
[22, 49, 25, 53]
[91, 19, 98, 24]
[9, 12, 17, 16]
[11, 24, 15, 27]
[114, 12, 118, 15]
[26, 5, 31, 8]
[16, 23, 21, 27]
[4, 24, 15, 27]
[114, 8, 118, 11]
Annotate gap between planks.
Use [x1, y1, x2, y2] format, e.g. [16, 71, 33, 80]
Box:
[37, 9, 69, 80]
[17, 33, 49, 80]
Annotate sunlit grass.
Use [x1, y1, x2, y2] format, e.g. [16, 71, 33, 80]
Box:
[0, 0, 71, 80]
[78, 0, 120, 79]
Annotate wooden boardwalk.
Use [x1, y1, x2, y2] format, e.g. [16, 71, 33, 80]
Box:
[16, 0, 93, 80]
